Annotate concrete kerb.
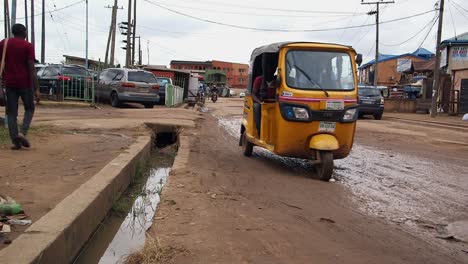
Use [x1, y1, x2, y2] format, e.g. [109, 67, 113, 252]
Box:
[0, 136, 152, 264]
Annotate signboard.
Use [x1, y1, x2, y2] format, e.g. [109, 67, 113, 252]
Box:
[440, 47, 448, 68]
[397, 58, 412, 72]
[450, 46, 468, 70]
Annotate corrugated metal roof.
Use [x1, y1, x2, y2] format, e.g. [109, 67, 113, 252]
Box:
[359, 48, 434, 70]
[441, 32, 468, 46]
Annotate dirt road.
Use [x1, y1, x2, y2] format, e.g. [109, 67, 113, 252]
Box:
[151, 98, 468, 263]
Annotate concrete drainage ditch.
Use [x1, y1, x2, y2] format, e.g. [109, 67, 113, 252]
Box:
[0, 125, 180, 264]
[74, 128, 179, 264]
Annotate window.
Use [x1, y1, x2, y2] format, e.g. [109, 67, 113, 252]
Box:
[178, 66, 182, 69]
[286, 50, 354, 90]
[109, 69, 124, 81]
[43, 66, 60, 77]
[239, 78, 244, 84]
[238, 69, 245, 73]
[63, 67, 89, 76]
[128, 71, 157, 83]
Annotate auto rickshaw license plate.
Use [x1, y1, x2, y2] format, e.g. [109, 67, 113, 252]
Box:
[319, 121, 336, 132]
[325, 100, 344, 110]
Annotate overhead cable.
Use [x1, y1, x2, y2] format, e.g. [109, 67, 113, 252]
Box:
[144, 0, 436, 33]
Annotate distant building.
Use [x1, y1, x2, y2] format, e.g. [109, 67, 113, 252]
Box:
[440, 32, 468, 113]
[170, 60, 249, 88]
[63, 55, 105, 71]
[359, 48, 434, 87]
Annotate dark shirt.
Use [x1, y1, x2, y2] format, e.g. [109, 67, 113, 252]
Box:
[253, 76, 263, 98]
[0, 37, 36, 89]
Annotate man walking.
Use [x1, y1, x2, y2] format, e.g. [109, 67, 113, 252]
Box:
[0, 24, 40, 150]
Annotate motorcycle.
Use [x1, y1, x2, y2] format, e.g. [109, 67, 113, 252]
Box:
[211, 90, 218, 103]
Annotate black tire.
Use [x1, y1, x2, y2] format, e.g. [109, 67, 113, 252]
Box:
[314, 151, 334, 181]
[358, 112, 364, 118]
[144, 104, 154, 109]
[110, 92, 121, 108]
[241, 131, 254, 157]
[374, 113, 383, 120]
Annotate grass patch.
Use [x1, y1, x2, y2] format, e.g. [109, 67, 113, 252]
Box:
[0, 124, 56, 146]
[112, 159, 151, 217]
[124, 236, 187, 264]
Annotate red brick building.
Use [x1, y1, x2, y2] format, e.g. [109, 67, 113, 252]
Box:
[170, 60, 249, 88]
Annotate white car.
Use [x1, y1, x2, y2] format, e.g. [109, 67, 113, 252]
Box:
[239, 91, 246, 98]
[229, 89, 237, 97]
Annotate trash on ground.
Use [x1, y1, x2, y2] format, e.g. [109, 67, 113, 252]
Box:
[7, 219, 32, 226]
[319, 217, 336, 224]
[0, 224, 11, 233]
[200, 107, 209, 113]
[0, 203, 24, 215]
[463, 113, 468, 121]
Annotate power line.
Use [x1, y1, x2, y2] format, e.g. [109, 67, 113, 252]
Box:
[380, 15, 437, 46]
[158, 0, 365, 14]
[447, 1, 457, 39]
[0, 0, 85, 22]
[144, 1, 436, 32]
[449, 0, 468, 22]
[416, 16, 438, 50]
[450, 0, 468, 13]
[146, 1, 361, 18]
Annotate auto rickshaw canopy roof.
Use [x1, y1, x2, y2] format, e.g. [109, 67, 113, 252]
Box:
[250, 42, 354, 62]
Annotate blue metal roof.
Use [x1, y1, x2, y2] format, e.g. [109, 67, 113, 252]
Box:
[441, 32, 468, 47]
[359, 48, 434, 69]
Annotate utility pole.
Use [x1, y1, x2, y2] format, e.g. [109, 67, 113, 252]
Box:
[125, 0, 132, 67]
[132, 0, 137, 66]
[138, 36, 142, 65]
[4, 0, 10, 38]
[31, 0, 35, 49]
[361, 0, 394, 87]
[41, 0, 45, 63]
[430, 0, 445, 118]
[11, 0, 17, 26]
[104, 0, 121, 66]
[85, 0, 88, 69]
[24, 0, 28, 41]
[147, 39, 150, 65]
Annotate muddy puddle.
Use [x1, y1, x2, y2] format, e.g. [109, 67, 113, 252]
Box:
[74, 143, 177, 264]
[218, 116, 468, 256]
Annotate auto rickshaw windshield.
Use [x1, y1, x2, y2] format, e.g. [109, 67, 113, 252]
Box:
[286, 50, 355, 91]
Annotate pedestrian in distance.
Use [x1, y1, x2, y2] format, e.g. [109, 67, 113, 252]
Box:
[0, 23, 40, 150]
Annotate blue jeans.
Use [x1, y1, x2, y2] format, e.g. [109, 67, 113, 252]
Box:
[6, 87, 35, 145]
[253, 102, 261, 135]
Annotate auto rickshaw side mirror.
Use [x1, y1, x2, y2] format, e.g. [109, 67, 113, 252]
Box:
[356, 54, 363, 66]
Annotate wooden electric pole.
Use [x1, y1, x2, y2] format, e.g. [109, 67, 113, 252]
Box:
[24, 0, 28, 41]
[132, 0, 136, 66]
[41, 0, 45, 63]
[125, 0, 132, 67]
[31, 0, 35, 49]
[4, 0, 10, 38]
[104, 0, 121, 66]
[361, 0, 394, 87]
[430, 0, 445, 118]
[11, 0, 17, 26]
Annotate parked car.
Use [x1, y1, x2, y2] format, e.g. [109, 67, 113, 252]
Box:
[35, 63, 47, 77]
[239, 90, 246, 98]
[37, 64, 92, 100]
[156, 77, 173, 105]
[95, 68, 160, 108]
[358, 85, 385, 120]
[229, 89, 236, 97]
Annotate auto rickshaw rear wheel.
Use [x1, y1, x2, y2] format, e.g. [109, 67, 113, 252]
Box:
[315, 151, 334, 181]
[241, 131, 254, 157]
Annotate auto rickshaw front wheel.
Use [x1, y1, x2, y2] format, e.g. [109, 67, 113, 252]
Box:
[314, 151, 334, 181]
[241, 131, 254, 157]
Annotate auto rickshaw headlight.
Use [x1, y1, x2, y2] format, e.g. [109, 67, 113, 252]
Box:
[343, 108, 358, 121]
[292, 107, 310, 120]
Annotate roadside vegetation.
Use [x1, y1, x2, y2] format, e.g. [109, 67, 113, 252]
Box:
[124, 236, 187, 264]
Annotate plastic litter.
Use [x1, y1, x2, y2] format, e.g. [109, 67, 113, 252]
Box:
[7, 219, 32, 226]
[463, 113, 468, 121]
[0, 204, 23, 215]
[0, 224, 11, 233]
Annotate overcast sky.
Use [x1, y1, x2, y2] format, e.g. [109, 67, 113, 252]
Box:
[6, 0, 468, 66]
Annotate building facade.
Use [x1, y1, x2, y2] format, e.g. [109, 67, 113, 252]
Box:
[170, 60, 249, 88]
[441, 32, 468, 114]
[359, 48, 433, 87]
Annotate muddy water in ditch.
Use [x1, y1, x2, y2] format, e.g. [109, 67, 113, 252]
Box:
[219, 116, 468, 256]
[74, 145, 177, 264]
